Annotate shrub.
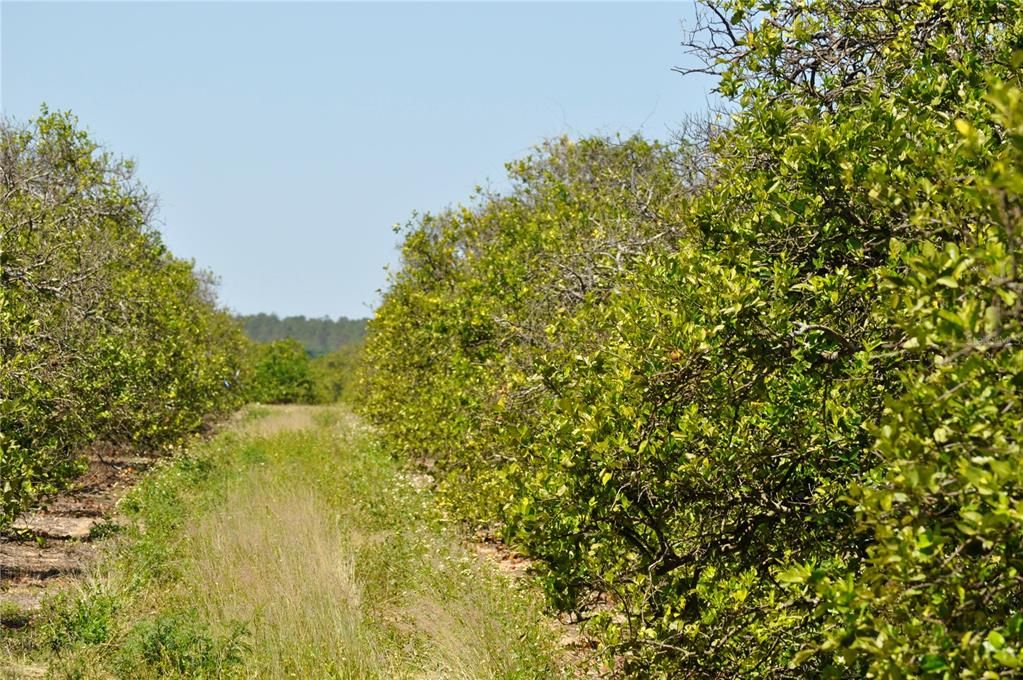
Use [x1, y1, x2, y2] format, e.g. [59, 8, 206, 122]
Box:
[0, 110, 247, 528]
[246, 338, 315, 404]
[359, 1, 1023, 675]
[310, 342, 362, 404]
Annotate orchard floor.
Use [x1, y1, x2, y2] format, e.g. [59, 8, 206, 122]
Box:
[0, 405, 592, 679]
[1, 446, 162, 631]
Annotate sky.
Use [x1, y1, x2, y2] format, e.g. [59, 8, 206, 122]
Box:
[1, 2, 715, 319]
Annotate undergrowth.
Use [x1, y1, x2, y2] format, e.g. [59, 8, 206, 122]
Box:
[2, 405, 568, 679]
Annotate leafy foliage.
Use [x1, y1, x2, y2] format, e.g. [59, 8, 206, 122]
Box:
[359, 1, 1023, 676]
[309, 343, 363, 404]
[246, 338, 315, 404]
[0, 110, 247, 528]
[243, 338, 362, 405]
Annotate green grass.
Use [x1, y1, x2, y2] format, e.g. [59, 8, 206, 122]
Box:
[2, 406, 569, 679]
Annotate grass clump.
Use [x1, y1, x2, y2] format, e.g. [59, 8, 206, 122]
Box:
[0, 602, 31, 630]
[115, 612, 247, 678]
[39, 590, 117, 651]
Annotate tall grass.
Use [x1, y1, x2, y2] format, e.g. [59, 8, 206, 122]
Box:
[4, 406, 567, 679]
[185, 464, 377, 677]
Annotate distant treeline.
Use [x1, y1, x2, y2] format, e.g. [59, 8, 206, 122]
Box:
[237, 313, 367, 356]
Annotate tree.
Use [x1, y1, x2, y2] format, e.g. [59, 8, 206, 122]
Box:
[0, 109, 246, 527]
[248, 339, 315, 404]
[358, 0, 1023, 674]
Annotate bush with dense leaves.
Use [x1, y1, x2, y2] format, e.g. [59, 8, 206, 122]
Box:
[0, 111, 247, 528]
[245, 339, 315, 404]
[309, 343, 362, 404]
[360, 0, 1023, 676]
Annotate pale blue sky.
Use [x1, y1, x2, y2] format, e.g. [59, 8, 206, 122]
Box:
[2, 2, 714, 318]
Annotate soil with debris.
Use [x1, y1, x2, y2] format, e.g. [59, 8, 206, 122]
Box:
[471, 533, 607, 677]
[0, 443, 157, 628]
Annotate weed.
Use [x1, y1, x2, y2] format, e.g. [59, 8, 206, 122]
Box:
[87, 521, 122, 540]
[116, 612, 247, 678]
[0, 601, 30, 629]
[39, 590, 116, 650]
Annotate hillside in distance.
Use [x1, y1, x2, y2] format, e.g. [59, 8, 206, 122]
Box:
[238, 313, 367, 356]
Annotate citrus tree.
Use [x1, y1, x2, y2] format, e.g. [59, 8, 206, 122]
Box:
[0, 110, 246, 527]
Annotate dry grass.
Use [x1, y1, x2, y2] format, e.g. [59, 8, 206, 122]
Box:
[184, 466, 380, 678]
[7, 406, 568, 679]
[404, 596, 523, 680]
[229, 403, 319, 437]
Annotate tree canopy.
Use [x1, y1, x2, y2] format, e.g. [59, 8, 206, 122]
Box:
[358, 0, 1023, 675]
[0, 110, 247, 528]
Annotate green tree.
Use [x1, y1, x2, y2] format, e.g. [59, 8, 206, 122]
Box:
[0, 109, 246, 528]
[310, 343, 362, 404]
[248, 339, 315, 404]
[358, 0, 1023, 675]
